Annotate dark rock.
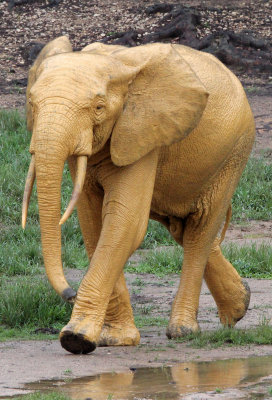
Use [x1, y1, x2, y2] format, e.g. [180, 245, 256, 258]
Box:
[11, 77, 28, 86]
[44, 0, 62, 8]
[8, 0, 35, 10]
[146, 3, 174, 15]
[8, 0, 62, 10]
[20, 42, 45, 66]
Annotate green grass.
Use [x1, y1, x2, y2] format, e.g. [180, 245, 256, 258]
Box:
[232, 157, 272, 222]
[0, 277, 72, 329]
[141, 220, 176, 248]
[134, 315, 168, 328]
[126, 246, 183, 275]
[126, 243, 272, 278]
[0, 326, 59, 342]
[13, 393, 71, 400]
[224, 242, 272, 279]
[174, 324, 272, 348]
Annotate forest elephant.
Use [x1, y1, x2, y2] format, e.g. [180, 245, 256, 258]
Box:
[22, 36, 255, 354]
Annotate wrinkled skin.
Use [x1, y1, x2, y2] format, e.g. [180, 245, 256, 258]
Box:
[23, 36, 255, 354]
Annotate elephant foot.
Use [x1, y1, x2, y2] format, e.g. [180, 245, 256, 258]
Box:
[99, 323, 140, 347]
[60, 321, 101, 354]
[166, 321, 199, 339]
[60, 330, 96, 354]
[218, 280, 251, 326]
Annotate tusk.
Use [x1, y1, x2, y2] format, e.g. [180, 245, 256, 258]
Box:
[22, 155, 36, 229]
[59, 156, 87, 225]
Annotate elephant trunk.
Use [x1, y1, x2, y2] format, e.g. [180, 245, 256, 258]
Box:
[26, 110, 89, 302]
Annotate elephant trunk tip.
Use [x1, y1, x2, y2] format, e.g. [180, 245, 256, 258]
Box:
[62, 287, 77, 303]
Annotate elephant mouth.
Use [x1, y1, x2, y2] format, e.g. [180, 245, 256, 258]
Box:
[22, 154, 88, 229]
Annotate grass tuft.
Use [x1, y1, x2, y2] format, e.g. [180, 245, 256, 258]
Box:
[14, 393, 71, 400]
[0, 277, 72, 328]
[232, 157, 272, 222]
[224, 242, 272, 279]
[126, 247, 183, 275]
[141, 220, 175, 248]
[126, 243, 272, 277]
[134, 315, 168, 328]
[174, 324, 272, 348]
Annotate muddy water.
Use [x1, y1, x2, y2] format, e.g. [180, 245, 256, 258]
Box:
[24, 356, 272, 399]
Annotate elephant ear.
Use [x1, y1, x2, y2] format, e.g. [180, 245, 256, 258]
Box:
[81, 42, 124, 55]
[110, 44, 209, 166]
[26, 36, 72, 132]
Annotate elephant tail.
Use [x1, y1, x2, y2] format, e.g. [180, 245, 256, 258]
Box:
[219, 204, 232, 244]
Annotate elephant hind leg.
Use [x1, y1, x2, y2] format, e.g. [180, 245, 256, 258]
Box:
[99, 272, 140, 347]
[204, 239, 250, 326]
[167, 132, 253, 339]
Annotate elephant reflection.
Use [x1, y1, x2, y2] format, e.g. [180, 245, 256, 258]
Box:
[50, 357, 272, 399]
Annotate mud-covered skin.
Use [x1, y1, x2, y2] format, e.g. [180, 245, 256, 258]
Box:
[99, 324, 140, 347]
[235, 280, 251, 323]
[24, 37, 255, 354]
[166, 324, 199, 340]
[60, 331, 96, 355]
[61, 287, 77, 303]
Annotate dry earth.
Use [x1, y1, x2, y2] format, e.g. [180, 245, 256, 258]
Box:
[0, 0, 272, 398]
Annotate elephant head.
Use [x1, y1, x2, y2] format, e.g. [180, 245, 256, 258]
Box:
[22, 36, 208, 302]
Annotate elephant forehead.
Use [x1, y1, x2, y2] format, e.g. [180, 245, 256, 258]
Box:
[31, 68, 108, 100]
[43, 52, 123, 74]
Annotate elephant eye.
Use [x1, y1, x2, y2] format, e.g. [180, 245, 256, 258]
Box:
[96, 104, 104, 110]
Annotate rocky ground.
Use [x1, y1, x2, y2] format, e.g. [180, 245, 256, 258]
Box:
[0, 0, 271, 109]
[0, 0, 272, 399]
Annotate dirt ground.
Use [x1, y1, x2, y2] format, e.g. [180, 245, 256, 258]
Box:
[1, 276, 272, 397]
[0, 0, 272, 398]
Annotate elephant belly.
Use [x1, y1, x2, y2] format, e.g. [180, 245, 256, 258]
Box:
[151, 161, 210, 219]
[151, 133, 238, 218]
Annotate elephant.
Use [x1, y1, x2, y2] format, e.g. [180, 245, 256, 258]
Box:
[22, 36, 255, 354]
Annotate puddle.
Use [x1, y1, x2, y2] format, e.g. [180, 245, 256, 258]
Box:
[21, 356, 272, 399]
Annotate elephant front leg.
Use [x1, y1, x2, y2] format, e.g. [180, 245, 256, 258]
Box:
[99, 272, 140, 347]
[60, 218, 144, 354]
[60, 151, 158, 354]
[68, 158, 139, 348]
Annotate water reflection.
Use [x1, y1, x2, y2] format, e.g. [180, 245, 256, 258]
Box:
[24, 356, 272, 400]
